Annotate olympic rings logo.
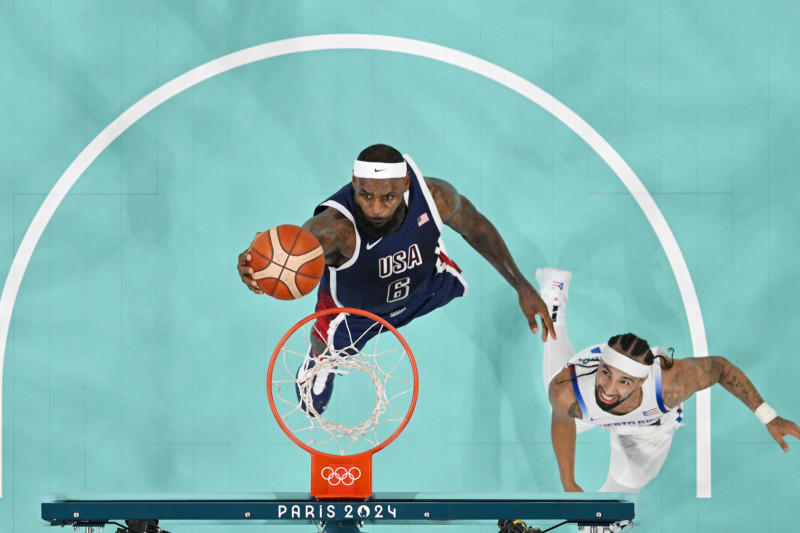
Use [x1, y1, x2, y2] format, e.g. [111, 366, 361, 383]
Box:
[321, 466, 362, 486]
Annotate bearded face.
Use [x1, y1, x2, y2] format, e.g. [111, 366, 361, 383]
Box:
[351, 176, 409, 237]
[594, 361, 645, 413]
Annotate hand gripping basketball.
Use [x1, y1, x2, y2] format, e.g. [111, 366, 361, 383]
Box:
[246, 225, 325, 300]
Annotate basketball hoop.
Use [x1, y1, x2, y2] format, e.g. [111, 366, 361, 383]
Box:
[267, 307, 418, 500]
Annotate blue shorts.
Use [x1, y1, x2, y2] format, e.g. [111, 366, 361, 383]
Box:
[313, 262, 468, 352]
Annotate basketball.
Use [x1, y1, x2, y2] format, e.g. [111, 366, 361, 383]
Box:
[248, 225, 325, 300]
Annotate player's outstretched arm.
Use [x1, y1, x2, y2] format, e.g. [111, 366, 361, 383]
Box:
[237, 210, 355, 295]
[301, 207, 356, 268]
[548, 369, 584, 492]
[424, 177, 556, 341]
[662, 356, 800, 451]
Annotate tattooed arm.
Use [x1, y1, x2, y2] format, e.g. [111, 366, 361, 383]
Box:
[302, 207, 356, 267]
[424, 177, 555, 341]
[548, 367, 585, 492]
[662, 357, 800, 451]
[660, 356, 765, 410]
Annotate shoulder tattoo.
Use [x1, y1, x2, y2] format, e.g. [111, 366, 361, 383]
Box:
[662, 356, 723, 408]
[425, 178, 460, 220]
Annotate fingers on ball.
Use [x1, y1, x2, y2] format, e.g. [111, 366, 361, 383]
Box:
[248, 225, 325, 300]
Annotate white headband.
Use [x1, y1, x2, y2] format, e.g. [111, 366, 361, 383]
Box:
[353, 159, 408, 179]
[600, 343, 651, 378]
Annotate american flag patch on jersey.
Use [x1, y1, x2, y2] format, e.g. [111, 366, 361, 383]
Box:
[643, 407, 660, 417]
[417, 213, 429, 226]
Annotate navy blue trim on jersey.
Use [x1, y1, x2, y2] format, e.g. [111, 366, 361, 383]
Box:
[569, 366, 588, 418]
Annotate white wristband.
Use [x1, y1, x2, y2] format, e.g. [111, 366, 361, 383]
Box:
[754, 403, 778, 424]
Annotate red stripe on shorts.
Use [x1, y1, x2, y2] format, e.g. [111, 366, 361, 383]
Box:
[312, 287, 339, 348]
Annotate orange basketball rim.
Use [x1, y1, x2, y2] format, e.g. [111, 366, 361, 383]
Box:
[267, 307, 419, 500]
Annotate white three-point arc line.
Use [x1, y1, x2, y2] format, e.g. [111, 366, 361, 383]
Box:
[0, 34, 710, 498]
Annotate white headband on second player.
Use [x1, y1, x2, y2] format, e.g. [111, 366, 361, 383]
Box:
[600, 343, 651, 378]
[353, 159, 408, 179]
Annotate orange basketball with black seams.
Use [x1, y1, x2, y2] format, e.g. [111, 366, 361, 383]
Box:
[249, 225, 325, 300]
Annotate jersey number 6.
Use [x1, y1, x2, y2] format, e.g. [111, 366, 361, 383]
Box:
[387, 277, 411, 303]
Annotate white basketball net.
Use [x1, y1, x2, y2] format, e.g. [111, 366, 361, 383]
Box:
[270, 313, 415, 456]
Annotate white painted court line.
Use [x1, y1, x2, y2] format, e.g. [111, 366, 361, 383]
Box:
[0, 34, 710, 498]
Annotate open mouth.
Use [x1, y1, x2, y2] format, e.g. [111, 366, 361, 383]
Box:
[598, 390, 617, 405]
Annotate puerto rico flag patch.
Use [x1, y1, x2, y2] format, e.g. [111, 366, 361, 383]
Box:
[417, 212, 430, 226]
[643, 407, 660, 417]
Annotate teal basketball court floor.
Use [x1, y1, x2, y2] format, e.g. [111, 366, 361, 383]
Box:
[1, 2, 799, 532]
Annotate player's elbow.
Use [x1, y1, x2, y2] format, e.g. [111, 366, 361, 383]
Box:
[707, 355, 733, 381]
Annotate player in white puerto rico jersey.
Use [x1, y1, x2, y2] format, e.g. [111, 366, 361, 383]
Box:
[537, 267, 800, 494]
[566, 343, 683, 431]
